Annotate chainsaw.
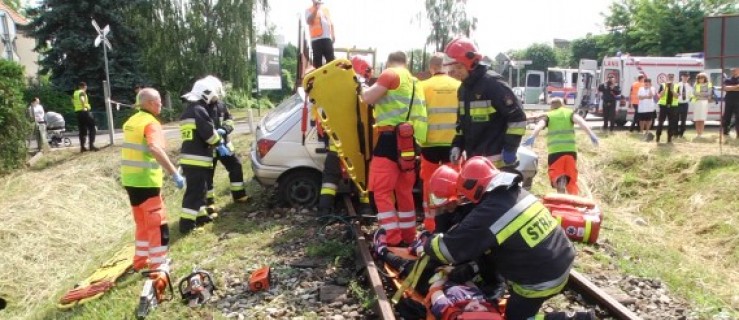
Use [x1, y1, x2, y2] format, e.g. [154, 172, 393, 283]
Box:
[178, 268, 217, 308]
[136, 260, 174, 320]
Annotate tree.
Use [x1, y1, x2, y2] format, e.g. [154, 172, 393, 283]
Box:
[424, 0, 477, 52]
[129, 0, 268, 95]
[569, 34, 613, 66]
[602, 0, 738, 56]
[0, 59, 31, 174]
[28, 1, 147, 110]
[522, 43, 557, 72]
[4, 0, 22, 12]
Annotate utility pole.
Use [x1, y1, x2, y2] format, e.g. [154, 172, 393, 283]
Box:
[92, 19, 115, 145]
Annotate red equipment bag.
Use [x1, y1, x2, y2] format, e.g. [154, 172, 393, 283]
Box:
[249, 266, 271, 292]
[396, 122, 416, 172]
[548, 206, 601, 244]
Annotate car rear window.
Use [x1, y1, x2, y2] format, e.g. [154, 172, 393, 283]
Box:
[264, 94, 302, 132]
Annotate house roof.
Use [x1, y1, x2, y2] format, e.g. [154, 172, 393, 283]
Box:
[0, 1, 29, 26]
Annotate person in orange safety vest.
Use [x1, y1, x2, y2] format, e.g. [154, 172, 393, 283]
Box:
[305, 0, 335, 68]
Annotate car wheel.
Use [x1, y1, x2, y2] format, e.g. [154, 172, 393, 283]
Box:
[277, 169, 321, 208]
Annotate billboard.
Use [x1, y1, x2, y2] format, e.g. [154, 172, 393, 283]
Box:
[256, 44, 282, 91]
[704, 15, 739, 69]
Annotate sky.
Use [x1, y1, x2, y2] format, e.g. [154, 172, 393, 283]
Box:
[261, 0, 615, 60]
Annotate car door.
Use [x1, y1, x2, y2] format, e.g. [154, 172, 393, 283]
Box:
[524, 70, 545, 104]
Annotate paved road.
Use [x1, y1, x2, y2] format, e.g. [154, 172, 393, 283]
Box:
[29, 120, 255, 152]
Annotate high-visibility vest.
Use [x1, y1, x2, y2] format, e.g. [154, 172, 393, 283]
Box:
[121, 111, 163, 187]
[72, 89, 90, 112]
[658, 83, 679, 107]
[308, 7, 331, 39]
[420, 74, 459, 147]
[373, 67, 428, 144]
[546, 107, 576, 155]
[693, 82, 713, 102]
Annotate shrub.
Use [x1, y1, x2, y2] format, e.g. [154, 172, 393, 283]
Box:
[0, 60, 31, 174]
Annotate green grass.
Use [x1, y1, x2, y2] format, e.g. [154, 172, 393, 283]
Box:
[529, 130, 739, 319]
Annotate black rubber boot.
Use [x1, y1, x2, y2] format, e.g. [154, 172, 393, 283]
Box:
[179, 219, 196, 234]
[316, 194, 335, 218]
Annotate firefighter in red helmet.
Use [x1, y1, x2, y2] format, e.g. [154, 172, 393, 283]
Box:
[444, 38, 527, 169]
[351, 55, 374, 83]
[423, 156, 579, 320]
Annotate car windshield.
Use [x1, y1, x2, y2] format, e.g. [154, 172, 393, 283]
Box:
[264, 94, 303, 132]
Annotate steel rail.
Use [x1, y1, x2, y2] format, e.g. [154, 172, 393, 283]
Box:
[569, 270, 642, 320]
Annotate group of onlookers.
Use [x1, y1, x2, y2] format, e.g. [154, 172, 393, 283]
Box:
[625, 67, 739, 143]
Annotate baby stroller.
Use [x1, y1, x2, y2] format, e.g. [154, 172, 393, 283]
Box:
[45, 112, 71, 148]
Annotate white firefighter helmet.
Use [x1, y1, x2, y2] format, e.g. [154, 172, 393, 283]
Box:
[182, 75, 224, 104]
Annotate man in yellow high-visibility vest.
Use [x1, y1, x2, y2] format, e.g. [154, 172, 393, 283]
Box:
[72, 82, 98, 152]
[418, 53, 460, 232]
[121, 88, 184, 283]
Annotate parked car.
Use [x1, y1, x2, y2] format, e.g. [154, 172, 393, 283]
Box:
[250, 88, 539, 207]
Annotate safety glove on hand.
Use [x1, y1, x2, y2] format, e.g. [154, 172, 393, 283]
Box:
[172, 173, 185, 189]
[216, 142, 232, 157]
[590, 134, 600, 147]
[450, 147, 461, 164]
[502, 149, 517, 166]
[523, 136, 535, 146]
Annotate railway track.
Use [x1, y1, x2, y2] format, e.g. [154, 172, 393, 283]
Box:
[340, 195, 642, 320]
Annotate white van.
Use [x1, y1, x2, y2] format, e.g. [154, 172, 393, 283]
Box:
[598, 55, 723, 126]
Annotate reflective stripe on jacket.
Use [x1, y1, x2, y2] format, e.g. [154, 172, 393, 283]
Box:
[420, 74, 459, 147]
[121, 111, 163, 187]
[424, 184, 575, 298]
[373, 67, 428, 144]
[73, 89, 90, 112]
[179, 101, 220, 168]
[658, 83, 679, 106]
[546, 107, 576, 155]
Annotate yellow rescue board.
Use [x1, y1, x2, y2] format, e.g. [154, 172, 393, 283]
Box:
[303, 59, 371, 197]
[57, 245, 134, 309]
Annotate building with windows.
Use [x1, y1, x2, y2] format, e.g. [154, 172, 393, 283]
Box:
[0, 1, 39, 80]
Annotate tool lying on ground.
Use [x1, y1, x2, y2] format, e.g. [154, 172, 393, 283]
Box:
[542, 193, 603, 244]
[57, 245, 135, 309]
[249, 266, 273, 292]
[178, 268, 216, 307]
[136, 260, 174, 320]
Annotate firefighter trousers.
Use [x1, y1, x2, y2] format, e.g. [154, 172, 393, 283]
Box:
[206, 153, 246, 205]
[126, 187, 169, 271]
[318, 149, 342, 213]
[369, 156, 416, 245]
[181, 165, 210, 222]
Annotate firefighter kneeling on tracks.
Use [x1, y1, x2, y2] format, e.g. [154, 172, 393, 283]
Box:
[423, 157, 582, 320]
[179, 76, 227, 234]
[315, 55, 375, 218]
[362, 51, 427, 246]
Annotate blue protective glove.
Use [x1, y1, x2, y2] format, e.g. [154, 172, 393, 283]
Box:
[523, 136, 535, 146]
[216, 128, 227, 137]
[172, 173, 185, 189]
[590, 134, 600, 147]
[216, 143, 232, 157]
[502, 149, 517, 165]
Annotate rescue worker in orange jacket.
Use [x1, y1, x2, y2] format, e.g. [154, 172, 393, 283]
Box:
[363, 51, 428, 245]
[315, 55, 374, 218]
[419, 53, 461, 233]
[178, 76, 225, 234]
[305, 0, 335, 67]
[423, 157, 576, 320]
[523, 98, 599, 195]
[443, 38, 527, 168]
[121, 88, 183, 280]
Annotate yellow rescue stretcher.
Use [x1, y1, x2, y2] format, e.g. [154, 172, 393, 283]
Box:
[57, 245, 134, 309]
[302, 59, 373, 199]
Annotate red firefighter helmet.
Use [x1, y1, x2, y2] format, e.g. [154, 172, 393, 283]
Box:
[351, 56, 372, 79]
[444, 37, 482, 70]
[427, 165, 460, 208]
[457, 156, 500, 203]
